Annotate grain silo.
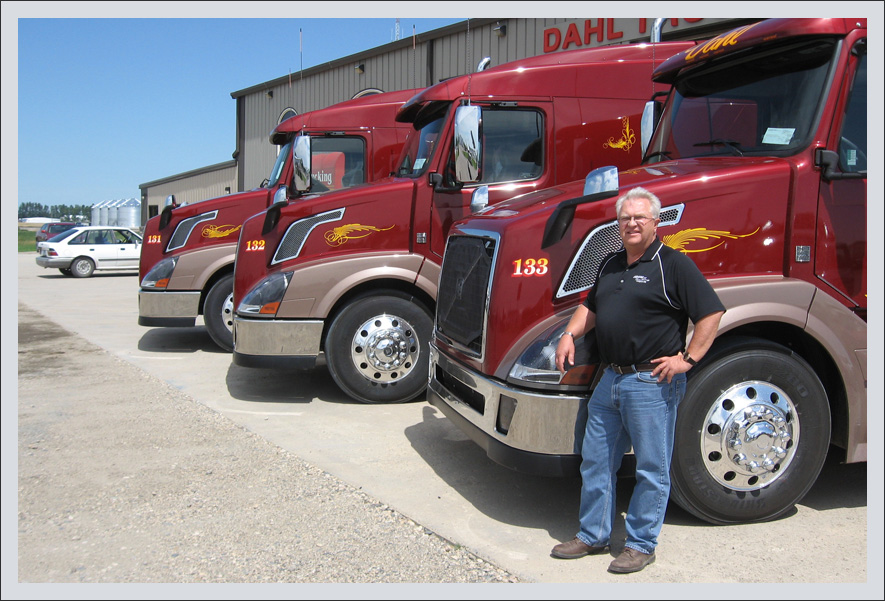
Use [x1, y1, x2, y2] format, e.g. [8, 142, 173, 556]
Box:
[116, 198, 141, 228]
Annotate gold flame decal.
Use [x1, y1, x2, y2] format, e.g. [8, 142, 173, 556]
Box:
[603, 117, 636, 152]
[324, 223, 395, 246]
[202, 224, 242, 238]
[662, 227, 760, 254]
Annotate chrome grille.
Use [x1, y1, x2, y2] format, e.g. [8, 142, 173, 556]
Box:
[272, 208, 345, 265]
[435, 234, 498, 356]
[556, 204, 684, 298]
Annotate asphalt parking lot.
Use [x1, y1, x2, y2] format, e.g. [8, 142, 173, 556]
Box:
[10, 252, 880, 593]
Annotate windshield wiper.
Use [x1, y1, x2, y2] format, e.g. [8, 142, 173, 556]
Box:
[694, 138, 744, 156]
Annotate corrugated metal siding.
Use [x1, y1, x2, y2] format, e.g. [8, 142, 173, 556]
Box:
[242, 92, 280, 191]
[140, 162, 237, 225]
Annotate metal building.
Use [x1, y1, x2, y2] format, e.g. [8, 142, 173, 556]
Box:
[139, 17, 751, 226]
[139, 160, 237, 221]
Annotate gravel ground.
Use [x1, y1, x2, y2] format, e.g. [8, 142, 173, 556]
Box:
[15, 303, 518, 585]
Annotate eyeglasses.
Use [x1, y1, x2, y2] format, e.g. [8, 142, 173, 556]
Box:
[618, 215, 655, 226]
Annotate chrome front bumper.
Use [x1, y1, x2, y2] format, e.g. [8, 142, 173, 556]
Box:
[427, 342, 586, 476]
[138, 289, 200, 327]
[232, 315, 324, 369]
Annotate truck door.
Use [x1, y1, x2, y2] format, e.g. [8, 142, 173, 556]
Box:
[815, 42, 866, 311]
[428, 104, 552, 259]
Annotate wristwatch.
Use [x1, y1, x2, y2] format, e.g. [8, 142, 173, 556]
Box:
[561, 331, 575, 339]
[682, 351, 698, 366]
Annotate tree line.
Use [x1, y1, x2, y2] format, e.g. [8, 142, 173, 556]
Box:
[18, 202, 93, 221]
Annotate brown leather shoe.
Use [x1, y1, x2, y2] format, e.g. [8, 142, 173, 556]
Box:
[608, 547, 656, 573]
[550, 537, 609, 559]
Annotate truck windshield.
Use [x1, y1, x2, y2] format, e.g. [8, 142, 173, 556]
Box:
[267, 141, 292, 188]
[396, 102, 448, 177]
[645, 38, 838, 162]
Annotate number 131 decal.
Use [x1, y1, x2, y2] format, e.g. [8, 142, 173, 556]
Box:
[512, 258, 549, 277]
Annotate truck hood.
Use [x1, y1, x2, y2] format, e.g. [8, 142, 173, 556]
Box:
[233, 177, 419, 302]
[275, 177, 411, 220]
[140, 187, 274, 280]
[149, 187, 272, 229]
[461, 157, 794, 233]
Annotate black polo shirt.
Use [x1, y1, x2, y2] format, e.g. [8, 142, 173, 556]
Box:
[583, 239, 725, 366]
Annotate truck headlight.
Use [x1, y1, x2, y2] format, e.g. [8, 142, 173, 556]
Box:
[508, 321, 598, 387]
[141, 256, 178, 289]
[237, 271, 292, 317]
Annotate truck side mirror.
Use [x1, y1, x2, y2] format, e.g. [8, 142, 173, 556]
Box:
[292, 135, 312, 192]
[582, 165, 620, 196]
[470, 186, 490, 214]
[453, 105, 482, 184]
[640, 99, 664, 156]
[159, 198, 177, 230]
[542, 166, 620, 249]
[263, 187, 288, 235]
[815, 148, 865, 181]
[272, 186, 288, 206]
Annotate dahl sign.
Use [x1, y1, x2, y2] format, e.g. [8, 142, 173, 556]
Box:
[542, 18, 723, 53]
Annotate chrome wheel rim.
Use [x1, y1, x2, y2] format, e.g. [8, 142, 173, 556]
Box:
[350, 314, 419, 383]
[700, 380, 799, 491]
[221, 292, 234, 333]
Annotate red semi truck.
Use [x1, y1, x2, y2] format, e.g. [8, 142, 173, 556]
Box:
[230, 38, 696, 404]
[138, 89, 419, 351]
[427, 18, 867, 524]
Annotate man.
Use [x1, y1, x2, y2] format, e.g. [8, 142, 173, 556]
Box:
[551, 187, 725, 574]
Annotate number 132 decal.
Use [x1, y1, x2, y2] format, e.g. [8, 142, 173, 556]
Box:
[512, 258, 549, 277]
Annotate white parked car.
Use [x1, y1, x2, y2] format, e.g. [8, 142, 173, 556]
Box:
[36, 225, 143, 278]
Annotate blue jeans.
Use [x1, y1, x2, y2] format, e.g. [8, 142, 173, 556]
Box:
[575, 367, 686, 554]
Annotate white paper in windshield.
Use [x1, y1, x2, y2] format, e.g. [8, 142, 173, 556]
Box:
[762, 128, 795, 145]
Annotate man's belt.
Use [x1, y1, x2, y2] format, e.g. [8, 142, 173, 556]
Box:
[609, 362, 657, 374]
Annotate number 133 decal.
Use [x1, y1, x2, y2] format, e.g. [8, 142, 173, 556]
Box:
[512, 258, 549, 277]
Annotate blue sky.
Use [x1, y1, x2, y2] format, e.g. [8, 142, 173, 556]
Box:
[6, 5, 466, 211]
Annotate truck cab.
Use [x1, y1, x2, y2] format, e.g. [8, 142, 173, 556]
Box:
[230, 40, 695, 404]
[427, 18, 867, 524]
[138, 89, 418, 350]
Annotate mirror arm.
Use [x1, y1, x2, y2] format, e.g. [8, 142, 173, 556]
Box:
[815, 148, 864, 181]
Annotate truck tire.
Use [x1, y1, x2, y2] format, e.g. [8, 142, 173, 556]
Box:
[203, 273, 234, 352]
[670, 338, 831, 525]
[325, 292, 433, 404]
[71, 257, 95, 278]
